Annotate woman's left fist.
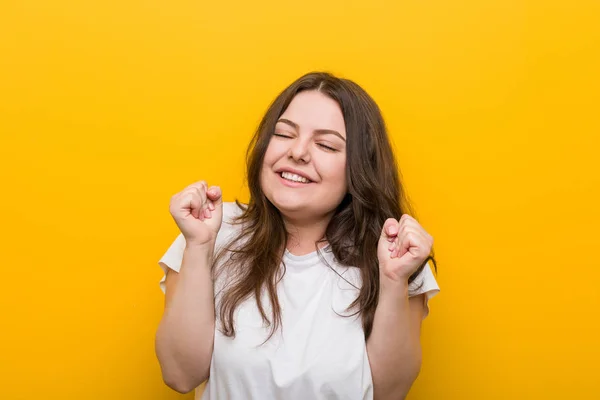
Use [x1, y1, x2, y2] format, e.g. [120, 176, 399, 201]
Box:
[377, 215, 434, 283]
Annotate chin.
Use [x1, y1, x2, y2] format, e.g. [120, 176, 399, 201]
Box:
[269, 193, 308, 213]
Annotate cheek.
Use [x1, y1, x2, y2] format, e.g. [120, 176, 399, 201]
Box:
[263, 140, 284, 166]
[319, 157, 347, 187]
[260, 142, 279, 188]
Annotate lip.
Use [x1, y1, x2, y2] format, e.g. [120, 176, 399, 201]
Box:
[274, 167, 315, 182]
[277, 172, 314, 188]
[274, 167, 315, 188]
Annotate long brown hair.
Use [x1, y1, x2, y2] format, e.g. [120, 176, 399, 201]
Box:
[214, 72, 437, 340]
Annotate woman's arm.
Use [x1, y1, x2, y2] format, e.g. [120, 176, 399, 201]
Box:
[367, 285, 426, 399]
[155, 244, 215, 393]
[369, 214, 434, 399]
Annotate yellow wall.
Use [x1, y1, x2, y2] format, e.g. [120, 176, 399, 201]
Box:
[1, 0, 598, 399]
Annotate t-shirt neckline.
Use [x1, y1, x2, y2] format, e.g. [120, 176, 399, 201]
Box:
[283, 243, 332, 266]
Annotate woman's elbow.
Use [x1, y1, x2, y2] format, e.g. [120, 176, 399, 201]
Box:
[161, 371, 207, 394]
[163, 378, 195, 394]
[377, 357, 422, 399]
[394, 360, 423, 399]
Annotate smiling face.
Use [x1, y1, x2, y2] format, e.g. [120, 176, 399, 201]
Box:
[260, 90, 348, 221]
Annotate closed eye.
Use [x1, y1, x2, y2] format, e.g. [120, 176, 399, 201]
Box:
[273, 133, 292, 139]
[317, 143, 337, 152]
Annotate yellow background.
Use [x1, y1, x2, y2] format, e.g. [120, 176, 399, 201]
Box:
[1, 0, 598, 399]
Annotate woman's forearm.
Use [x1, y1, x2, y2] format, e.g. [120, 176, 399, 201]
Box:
[367, 282, 422, 399]
[155, 245, 216, 393]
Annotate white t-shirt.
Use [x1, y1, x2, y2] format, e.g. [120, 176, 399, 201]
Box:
[158, 202, 440, 400]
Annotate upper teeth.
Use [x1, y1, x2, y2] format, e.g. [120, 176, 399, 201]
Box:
[281, 172, 310, 183]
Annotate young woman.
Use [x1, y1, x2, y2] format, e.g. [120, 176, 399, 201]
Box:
[155, 72, 440, 400]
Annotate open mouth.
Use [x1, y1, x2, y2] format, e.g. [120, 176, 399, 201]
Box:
[279, 171, 312, 184]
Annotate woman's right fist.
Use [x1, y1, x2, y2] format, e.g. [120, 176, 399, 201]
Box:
[169, 181, 223, 247]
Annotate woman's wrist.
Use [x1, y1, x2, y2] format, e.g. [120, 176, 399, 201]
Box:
[183, 241, 215, 265]
[379, 277, 410, 300]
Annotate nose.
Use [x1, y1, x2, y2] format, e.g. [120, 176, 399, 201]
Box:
[288, 137, 311, 164]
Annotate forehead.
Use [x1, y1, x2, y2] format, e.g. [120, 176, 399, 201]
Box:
[279, 91, 346, 137]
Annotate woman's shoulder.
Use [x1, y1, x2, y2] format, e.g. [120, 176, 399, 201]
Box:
[220, 202, 246, 234]
[215, 201, 246, 249]
[221, 201, 245, 224]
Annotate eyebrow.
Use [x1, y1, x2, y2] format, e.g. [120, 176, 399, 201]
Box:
[277, 118, 346, 142]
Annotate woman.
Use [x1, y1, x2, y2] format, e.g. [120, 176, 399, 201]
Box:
[155, 72, 440, 400]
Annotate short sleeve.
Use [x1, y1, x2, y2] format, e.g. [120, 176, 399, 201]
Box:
[156, 202, 244, 294]
[408, 261, 440, 319]
[158, 233, 186, 294]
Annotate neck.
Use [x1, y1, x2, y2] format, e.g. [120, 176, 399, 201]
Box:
[283, 212, 332, 256]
